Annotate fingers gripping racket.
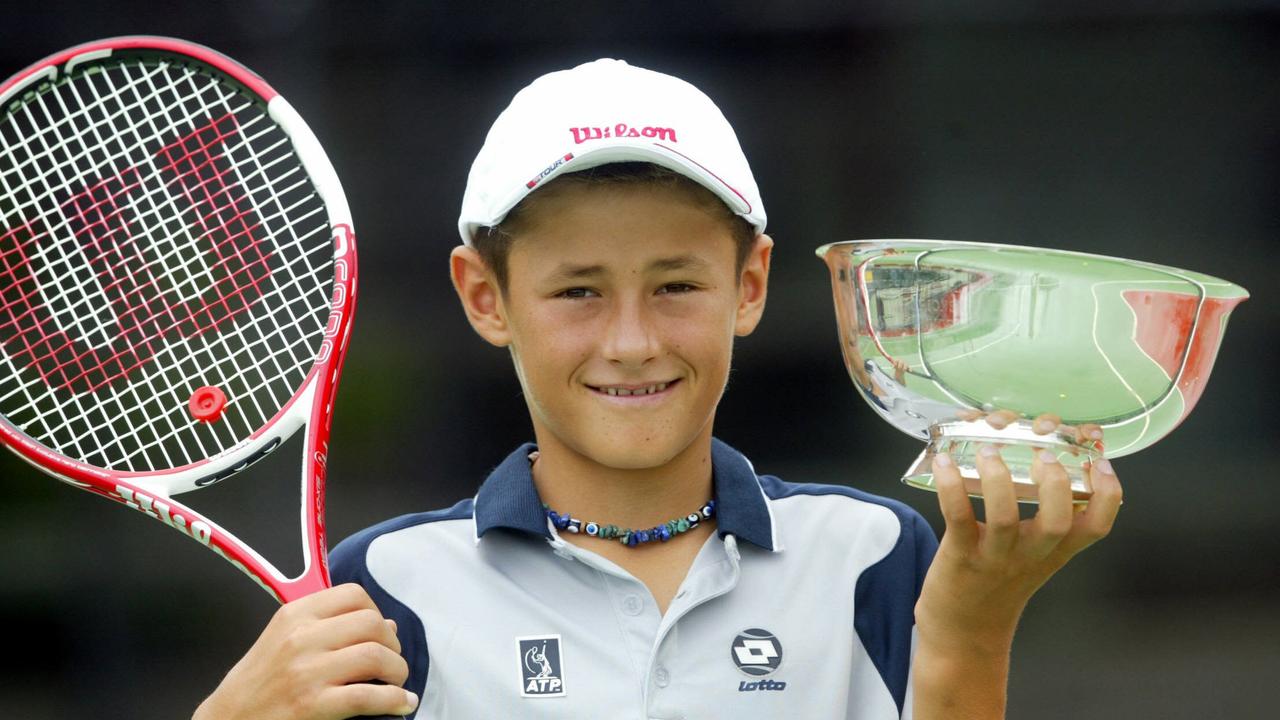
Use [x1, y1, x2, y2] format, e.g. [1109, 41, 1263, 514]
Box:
[0, 37, 355, 604]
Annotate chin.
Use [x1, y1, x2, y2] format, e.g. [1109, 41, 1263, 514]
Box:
[567, 426, 704, 470]
[585, 437, 682, 470]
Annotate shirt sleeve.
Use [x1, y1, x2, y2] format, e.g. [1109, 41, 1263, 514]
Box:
[330, 525, 431, 719]
[852, 507, 939, 718]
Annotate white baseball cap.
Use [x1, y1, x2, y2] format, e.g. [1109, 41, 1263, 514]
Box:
[458, 58, 766, 245]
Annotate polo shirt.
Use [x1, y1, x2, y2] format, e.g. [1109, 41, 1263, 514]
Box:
[330, 438, 938, 719]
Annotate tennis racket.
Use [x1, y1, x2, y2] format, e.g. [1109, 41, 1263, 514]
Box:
[0, 36, 356, 604]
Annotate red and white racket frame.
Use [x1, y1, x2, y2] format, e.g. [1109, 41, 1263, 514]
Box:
[0, 37, 356, 604]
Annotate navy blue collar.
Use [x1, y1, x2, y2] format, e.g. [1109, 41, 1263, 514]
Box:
[473, 438, 776, 552]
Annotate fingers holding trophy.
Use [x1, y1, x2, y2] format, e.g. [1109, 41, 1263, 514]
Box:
[817, 239, 1248, 504]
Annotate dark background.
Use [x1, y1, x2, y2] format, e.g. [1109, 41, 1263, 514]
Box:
[1, 2, 1276, 718]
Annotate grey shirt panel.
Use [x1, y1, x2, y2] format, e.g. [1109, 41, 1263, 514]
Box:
[330, 439, 937, 719]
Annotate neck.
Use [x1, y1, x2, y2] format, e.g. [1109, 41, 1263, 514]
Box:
[530, 426, 716, 531]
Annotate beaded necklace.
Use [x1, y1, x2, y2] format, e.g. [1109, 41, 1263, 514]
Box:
[529, 449, 716, 548]
[543, 499, 716, 547]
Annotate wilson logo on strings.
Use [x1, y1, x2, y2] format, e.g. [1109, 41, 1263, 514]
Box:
[0, 113, 274, 394]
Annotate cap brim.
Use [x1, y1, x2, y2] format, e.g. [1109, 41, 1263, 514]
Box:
[461, 142, 761, 245]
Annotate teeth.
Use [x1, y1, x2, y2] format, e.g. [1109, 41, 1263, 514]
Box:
[603, 382, 669, 397]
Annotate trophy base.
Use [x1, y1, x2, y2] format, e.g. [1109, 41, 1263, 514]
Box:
[902, 419, 1100, 504]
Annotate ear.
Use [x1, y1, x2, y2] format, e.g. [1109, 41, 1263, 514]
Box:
[450, 245, 511, 347]
[734, 234, 773, 337]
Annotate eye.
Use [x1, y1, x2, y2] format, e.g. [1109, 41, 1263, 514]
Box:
[557, 287, 598, 299]
[657, 283, 697, 295]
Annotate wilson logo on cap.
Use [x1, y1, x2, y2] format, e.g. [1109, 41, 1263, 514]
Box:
[569, 123, 677, 144]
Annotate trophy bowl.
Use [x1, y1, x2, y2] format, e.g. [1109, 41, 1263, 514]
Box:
[817, 239, 1249, 503]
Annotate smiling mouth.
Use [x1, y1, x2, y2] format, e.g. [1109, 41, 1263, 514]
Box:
[588, 379, 680, 397]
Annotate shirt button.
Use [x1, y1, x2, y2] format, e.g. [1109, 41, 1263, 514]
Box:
[654, 667, 671, 687]
[622, 594, 643, 615]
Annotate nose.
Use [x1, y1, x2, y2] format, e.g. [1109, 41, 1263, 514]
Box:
[602, 295, 659, 368]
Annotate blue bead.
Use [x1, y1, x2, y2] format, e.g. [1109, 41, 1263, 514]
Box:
[636, 530, 651, 544]
[700, 503, 714, 519]
[624, 532, 638, 547]
[567, 519, 582, 533]
[585, 522, 600, 536]
[554, 513, 571, 530]
[547, 510, 560, 525]
[656, 525, 671, 541]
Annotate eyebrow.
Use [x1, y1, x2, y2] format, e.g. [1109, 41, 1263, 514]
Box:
[545, 263, 607, 283]
[545, 255, 711, 282]
[648, 255, 711, 273]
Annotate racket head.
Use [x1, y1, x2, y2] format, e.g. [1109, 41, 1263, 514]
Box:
[0, 36, 357, 601]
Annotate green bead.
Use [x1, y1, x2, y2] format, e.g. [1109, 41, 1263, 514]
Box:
[676, 518, 690, 532]
[619, 531, 632, 545]
[602, 524, 617, 538]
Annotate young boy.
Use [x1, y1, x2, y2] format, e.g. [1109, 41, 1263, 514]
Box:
[194, 59, 1122, 720]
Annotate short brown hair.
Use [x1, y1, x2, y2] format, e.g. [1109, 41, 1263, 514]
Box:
[472, 162, 757, 292]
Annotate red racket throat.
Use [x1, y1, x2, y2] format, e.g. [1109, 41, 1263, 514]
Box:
[0, 37, 356, 603]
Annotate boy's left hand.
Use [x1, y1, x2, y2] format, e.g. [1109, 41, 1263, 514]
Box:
[914, 412, 1124, 656]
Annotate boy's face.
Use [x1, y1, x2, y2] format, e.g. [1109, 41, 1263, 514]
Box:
[453, 182, 771, 471]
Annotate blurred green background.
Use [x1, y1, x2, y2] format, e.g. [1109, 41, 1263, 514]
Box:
[1, 2, 1276, 718]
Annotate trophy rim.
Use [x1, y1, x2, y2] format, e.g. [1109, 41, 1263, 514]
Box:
[816, 237, 1249, 502]
[814, 238, 1249, 298]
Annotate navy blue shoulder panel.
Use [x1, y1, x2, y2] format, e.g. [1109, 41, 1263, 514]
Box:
[758, 476, 938, 716]
[329, 499, 475, 718]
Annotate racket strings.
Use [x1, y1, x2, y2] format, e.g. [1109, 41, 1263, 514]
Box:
[0, 64, 235, 468]
[3, 116, 265, 394]
[0, 56, 333, 473]
[5, 60, 330, 466]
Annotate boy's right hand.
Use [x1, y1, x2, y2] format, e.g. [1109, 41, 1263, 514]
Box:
[193, 583, 419, 720]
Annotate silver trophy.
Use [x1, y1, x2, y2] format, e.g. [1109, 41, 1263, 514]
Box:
[817, 240, 1249, 503]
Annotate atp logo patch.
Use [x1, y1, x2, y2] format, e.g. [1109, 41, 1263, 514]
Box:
[731, 628, 783, 677]
[517, 635, 566, 697]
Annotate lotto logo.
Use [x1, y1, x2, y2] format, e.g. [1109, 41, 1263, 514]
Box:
[517, 635, 566, 697]
[730, 628, 783, 677]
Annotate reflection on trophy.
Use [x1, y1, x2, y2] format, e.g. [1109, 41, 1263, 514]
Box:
[817, 240, 1249, 503]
